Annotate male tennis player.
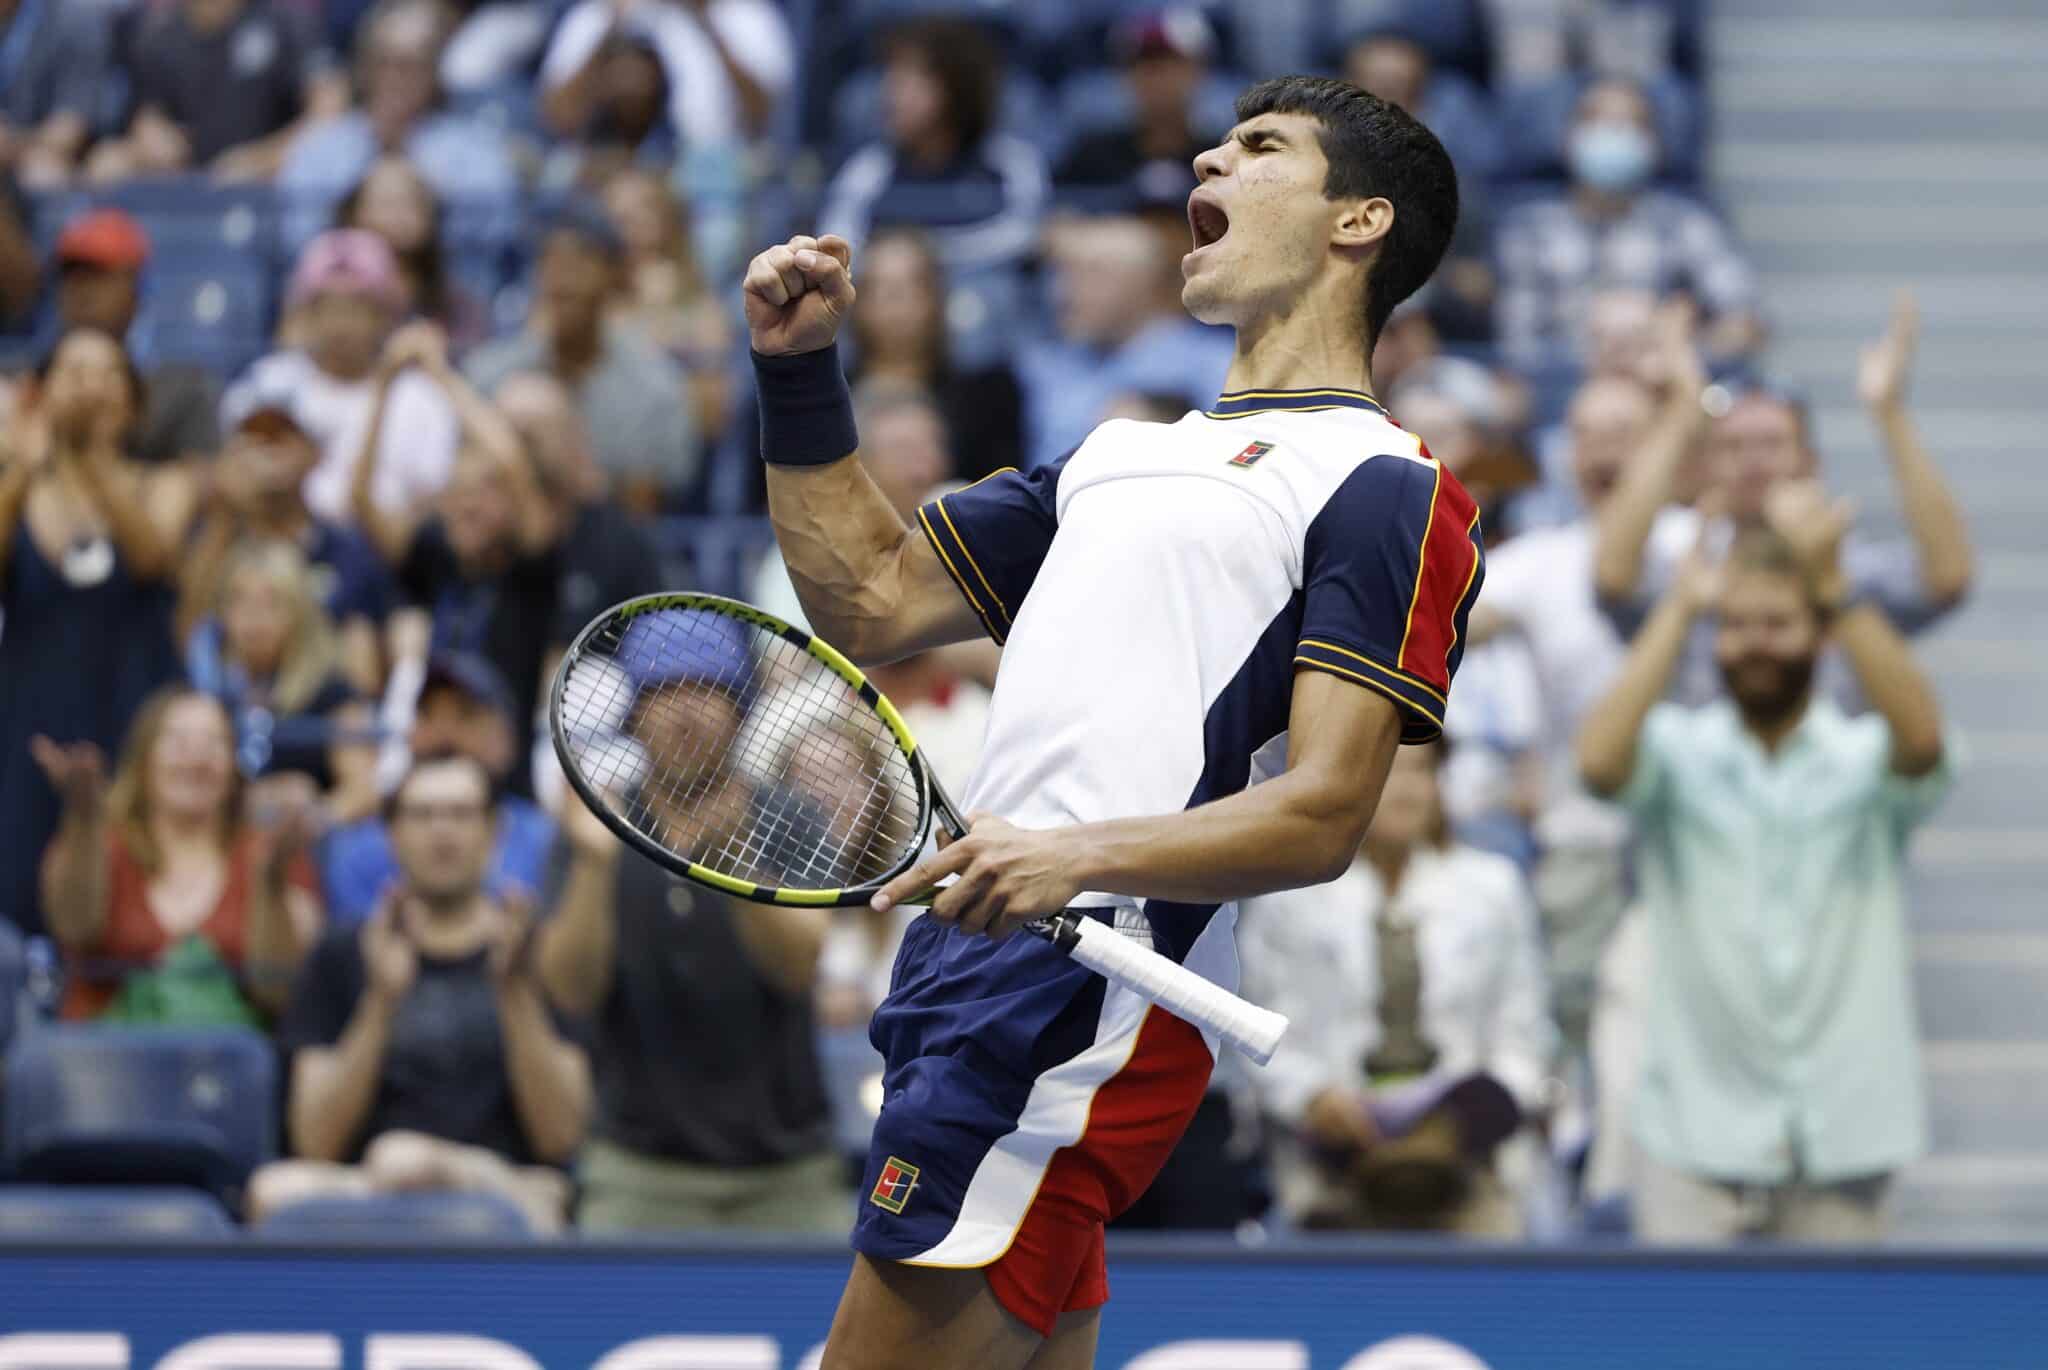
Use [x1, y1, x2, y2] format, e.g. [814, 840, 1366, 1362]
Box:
[745, 77, 1475, 1370]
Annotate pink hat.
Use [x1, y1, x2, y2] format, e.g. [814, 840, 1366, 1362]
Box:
[287, 229, 404, 312]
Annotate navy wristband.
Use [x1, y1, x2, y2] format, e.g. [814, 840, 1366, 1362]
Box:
[753, 345, 858, 467]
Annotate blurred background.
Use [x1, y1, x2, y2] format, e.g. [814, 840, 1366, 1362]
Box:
[0, 0, 2044, 1361]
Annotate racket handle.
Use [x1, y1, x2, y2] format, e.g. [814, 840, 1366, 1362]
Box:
[1050, 914, 1289, 1067]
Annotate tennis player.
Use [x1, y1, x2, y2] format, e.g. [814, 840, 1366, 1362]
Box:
[745, 77, 1477, 1370]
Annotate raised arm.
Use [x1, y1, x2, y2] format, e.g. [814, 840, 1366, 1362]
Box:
[490, 902, 592, 1166]
[744, 234, 984, 662]
[75, 448, 195, 583]
[1859, 292, 1972, 609]
[32, 739, 110, 952]
[872, 670, 1404, 928]
[243, 799, 323, 1016]
[0, 411, 44, 586]
[288, 911, 410, 1161]
[535, 801, 622, 1018]
[1591, 309, 1710, 603]
[1774, 483, 1946, 777]
[1579, 551, 1715, 797]
[349, 364, 412, 565]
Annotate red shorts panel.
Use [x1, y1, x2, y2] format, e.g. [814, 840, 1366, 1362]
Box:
[982, 1006, 1213, 1337]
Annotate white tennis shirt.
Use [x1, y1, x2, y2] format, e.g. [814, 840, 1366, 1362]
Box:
[916, 387, 1485, 980]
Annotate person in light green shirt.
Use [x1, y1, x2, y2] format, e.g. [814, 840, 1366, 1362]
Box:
[1579, 494, 1954, 1244]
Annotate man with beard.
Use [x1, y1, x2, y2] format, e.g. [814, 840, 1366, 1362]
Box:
[1577, 516, 1954, 1245]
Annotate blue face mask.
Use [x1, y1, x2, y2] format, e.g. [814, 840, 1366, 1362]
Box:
[1568, 121, 1656, 193]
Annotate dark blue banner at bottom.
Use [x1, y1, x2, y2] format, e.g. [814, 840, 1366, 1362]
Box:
[0, 1238, 2044, 1369]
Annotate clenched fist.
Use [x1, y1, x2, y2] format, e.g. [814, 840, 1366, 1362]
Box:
[743, 234, 857, 356]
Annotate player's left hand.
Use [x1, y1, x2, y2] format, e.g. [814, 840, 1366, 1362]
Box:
[872, 812, 1082, 937]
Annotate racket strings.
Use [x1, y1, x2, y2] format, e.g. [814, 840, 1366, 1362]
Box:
[557, 607, 923, 890]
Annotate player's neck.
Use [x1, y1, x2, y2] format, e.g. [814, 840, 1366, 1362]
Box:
[1222, 303, 1376, 400]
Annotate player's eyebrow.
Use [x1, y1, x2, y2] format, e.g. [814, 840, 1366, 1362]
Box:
[1233, 124, 1287, 151]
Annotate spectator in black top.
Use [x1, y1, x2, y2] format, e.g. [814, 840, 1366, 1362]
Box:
[87, 0, 348, 185]
[538, 640, 844, 1233]
[180, 370, 394, 694]
[254, 753, 591, 1233]
[846, 227, 1020, 482]
[818, 18, 1048, 275]
[45, 210, 222, 468]
[1056, 10, 1216, 210]
[0, 0, 107, 187]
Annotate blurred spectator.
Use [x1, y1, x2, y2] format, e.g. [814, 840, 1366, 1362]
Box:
[488, 370, 661, 671]
[602, 168, 734, 445]
[1593, 298, 1973, 707]
[750, 383, 951, 629]
[465, 202, 696, 516]
[0, 328, 198, 938]
[0, 172, 37, 329]
[818, 18, 1049, 274]
[87, 0, 349, 185]
[239, 230, 460, 525]
[845, 227, 1021, 483]
[47, 209, 223, 467]
[321, 651, 556, 925]
[1495, 78, 1762, 372]
[1485, 0, 1686, 90]
[537, 665, 845, 1233]
[1343, 29, 1504, 183]
[1464, 373, 1676, 1057]
[183, 539, 379, 823]
[180, 371, 395, 694]
[1344, 30, 1501, 338]
[278, 0, 518, 251]
[36, 685, 321, 1023]
[1578, 526, 1953, 1244]
[1018, 213, 1232, 467]
[257, 753, 589, 1234]
[538, 31, 676, 191]
[438, 0, 560, 94]
[1056, 10, 1217, 209]
[1242, 741, 1556, 1235]
[541, 0, 794, 149]
[335, 155, 488, 350]
[0, 0, 107, 186]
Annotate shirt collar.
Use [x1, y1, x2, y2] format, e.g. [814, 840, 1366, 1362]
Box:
[1206, 387, 1386, 419]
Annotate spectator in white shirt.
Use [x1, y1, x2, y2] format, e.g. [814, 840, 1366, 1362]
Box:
[229, 229, 459, 529]
[540, 0, 794, 149]
[1240, 740, 1557, 1236]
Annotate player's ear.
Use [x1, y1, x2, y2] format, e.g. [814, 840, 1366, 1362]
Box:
[1332, 195, 1395, 253]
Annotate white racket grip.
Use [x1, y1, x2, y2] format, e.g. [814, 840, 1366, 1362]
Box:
[1062, 915, 1289, 1066]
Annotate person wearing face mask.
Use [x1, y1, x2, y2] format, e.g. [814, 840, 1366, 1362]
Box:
[1494, 77, 1764, 373]
[0, 328, 198, 939]
[1578, 521, 1955, 1245]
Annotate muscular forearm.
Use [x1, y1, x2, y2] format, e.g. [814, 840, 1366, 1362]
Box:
[765, 456, 923, 659]
[1592, 399, 1702, 601]
[1832, 600, 1945, 776]
[1580, 594, 1696, 796]
[535, 853, 618, 1018]
[290, 995, 397, 1160]
[497, 980, 591, 1164]
[1074, 757, 1387, 906]
[1876, 404, 1973, 606]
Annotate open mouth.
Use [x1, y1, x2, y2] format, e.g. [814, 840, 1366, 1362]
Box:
[1187, 195, 1230, 252]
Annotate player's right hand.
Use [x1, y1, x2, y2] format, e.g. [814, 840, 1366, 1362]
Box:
[743, 234, 856, 356]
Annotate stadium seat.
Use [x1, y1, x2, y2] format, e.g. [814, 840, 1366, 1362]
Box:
[0, 1185, 236, 1239]
[131, 256, 276, 378]
[103, 179, 281, 259]
[254, 1192, 535, 1240]
[1, 1026, 277, 1200]
[1052, 67, 1247, 164]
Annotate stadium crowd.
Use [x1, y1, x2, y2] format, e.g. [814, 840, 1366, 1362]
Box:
[0, 0, 1968, 1245]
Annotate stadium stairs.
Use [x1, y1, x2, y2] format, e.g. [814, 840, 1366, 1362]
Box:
[1711, 0, 2048, 1243]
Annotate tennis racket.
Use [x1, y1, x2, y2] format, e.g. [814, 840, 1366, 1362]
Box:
[547, 592, 1289, 1065]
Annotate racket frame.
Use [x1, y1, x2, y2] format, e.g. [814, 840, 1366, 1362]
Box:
[549, 591, 945, 907]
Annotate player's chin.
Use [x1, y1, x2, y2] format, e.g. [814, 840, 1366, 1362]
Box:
[1178, 271, 1234, 325]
